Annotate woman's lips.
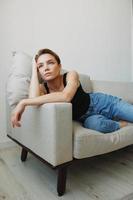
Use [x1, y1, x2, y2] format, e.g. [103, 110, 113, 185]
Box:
[44, 73, 51, 76]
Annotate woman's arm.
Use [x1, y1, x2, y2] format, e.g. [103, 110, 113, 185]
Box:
[11, 71, 79, 127]
[29, 57, 43, 98]
[21, 70, 80, 106]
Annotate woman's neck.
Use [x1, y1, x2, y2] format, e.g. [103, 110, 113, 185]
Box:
[47, 75, 63, 91]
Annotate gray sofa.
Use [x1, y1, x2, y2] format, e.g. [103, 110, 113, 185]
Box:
[6, 73, 133, 196]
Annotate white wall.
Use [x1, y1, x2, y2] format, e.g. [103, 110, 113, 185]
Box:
[132, 0, 133, 80]
[0, 0, 132, 144]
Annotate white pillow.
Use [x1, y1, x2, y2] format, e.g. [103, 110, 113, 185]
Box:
[6, 51, 32, 108]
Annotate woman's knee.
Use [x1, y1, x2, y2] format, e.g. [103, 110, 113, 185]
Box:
[83, 121, 107, 133]
[83, 115, 106, 132]
[83, 116, 120, 133]
[97, 120, 119, 133]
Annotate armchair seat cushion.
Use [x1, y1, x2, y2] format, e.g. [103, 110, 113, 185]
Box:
[73, 121, 133, 159]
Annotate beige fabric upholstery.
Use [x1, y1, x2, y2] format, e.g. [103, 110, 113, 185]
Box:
[79, 73, 92, 93]
[6, 52, 32, 108]
[73, 121, 133, 159]
[7, 103, 73, 167]
[91, 80, 133, 103]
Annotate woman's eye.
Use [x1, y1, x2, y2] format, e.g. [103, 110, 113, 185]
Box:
[49, 62, 54, 65]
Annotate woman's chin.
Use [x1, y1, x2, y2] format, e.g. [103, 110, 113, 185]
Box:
[42, 73, 59, 81]
[43, 76, 53, 81]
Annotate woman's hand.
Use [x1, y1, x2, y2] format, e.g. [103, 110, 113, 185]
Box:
[11, 100, 26, 128]
[32, 56, 38, 71]
[32, 56, 42, 81]
[29, 56, 41, 98]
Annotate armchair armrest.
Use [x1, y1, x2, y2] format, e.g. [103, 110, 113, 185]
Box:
[91, 80, 133, 103]
[8, 102, 73, 167]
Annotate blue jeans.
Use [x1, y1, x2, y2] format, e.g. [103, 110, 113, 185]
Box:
[79, 92, 133, 133]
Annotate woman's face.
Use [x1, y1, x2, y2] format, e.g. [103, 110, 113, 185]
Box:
[37, 53, 61, 81]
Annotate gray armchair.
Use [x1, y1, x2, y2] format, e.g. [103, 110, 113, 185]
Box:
[6, 73, 133, 196]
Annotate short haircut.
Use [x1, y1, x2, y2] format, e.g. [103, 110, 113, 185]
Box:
[35, 48, 61, 64]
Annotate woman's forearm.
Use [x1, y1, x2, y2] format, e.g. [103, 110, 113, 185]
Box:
[29, 63, 40, 98]
[21, 92, 69, 106]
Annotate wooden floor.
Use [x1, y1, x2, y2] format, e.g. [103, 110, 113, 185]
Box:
[1, 146, 133, 200]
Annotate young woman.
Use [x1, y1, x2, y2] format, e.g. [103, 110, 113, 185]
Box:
[11, 48, 133, 133]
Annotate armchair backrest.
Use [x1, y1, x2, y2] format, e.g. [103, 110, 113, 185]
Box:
[91, 80, 133, 103]
[78, 73, 92, 93]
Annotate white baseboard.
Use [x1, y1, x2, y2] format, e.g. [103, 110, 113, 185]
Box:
[0, 140, 17, 150]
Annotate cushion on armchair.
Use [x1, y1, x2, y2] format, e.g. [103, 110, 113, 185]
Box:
[6, 52, 32, 108]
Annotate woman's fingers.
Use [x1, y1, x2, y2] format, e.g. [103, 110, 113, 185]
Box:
[15, 121, 21, 127]
[11, 112, 21, 128]
[32, 56, 37, 69]
[11, 101, 25, 128]
[15, 112, 22, 127]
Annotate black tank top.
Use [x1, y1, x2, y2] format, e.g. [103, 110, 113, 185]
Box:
[44, 72, 90, 120]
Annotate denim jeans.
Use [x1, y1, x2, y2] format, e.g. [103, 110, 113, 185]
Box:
[79, 92, 133, 133]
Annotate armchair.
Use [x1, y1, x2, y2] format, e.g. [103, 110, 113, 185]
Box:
[6, 73, 133, 196]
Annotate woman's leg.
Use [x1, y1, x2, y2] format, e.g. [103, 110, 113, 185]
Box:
[83, 114, 120, 133]
[112, 100, 133, 122]
[89, 93, 122, 119]
[88, 93, 133, 122]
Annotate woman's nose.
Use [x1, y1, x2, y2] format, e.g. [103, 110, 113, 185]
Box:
[43, 65, 49, 72]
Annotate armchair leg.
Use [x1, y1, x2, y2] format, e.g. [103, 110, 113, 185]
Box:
[57, 165, 68, 196]
[21, 148, 28, 162]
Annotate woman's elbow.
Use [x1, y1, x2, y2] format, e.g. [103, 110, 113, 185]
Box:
[28, 92, 41, 98]
[63, 93, 72, 103]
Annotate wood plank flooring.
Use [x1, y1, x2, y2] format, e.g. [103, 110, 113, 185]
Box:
[0, 145, 133, 200]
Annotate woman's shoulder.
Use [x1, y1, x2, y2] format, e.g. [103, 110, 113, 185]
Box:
[65, 70, 79, 78]
[65, 70, 80, 87]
